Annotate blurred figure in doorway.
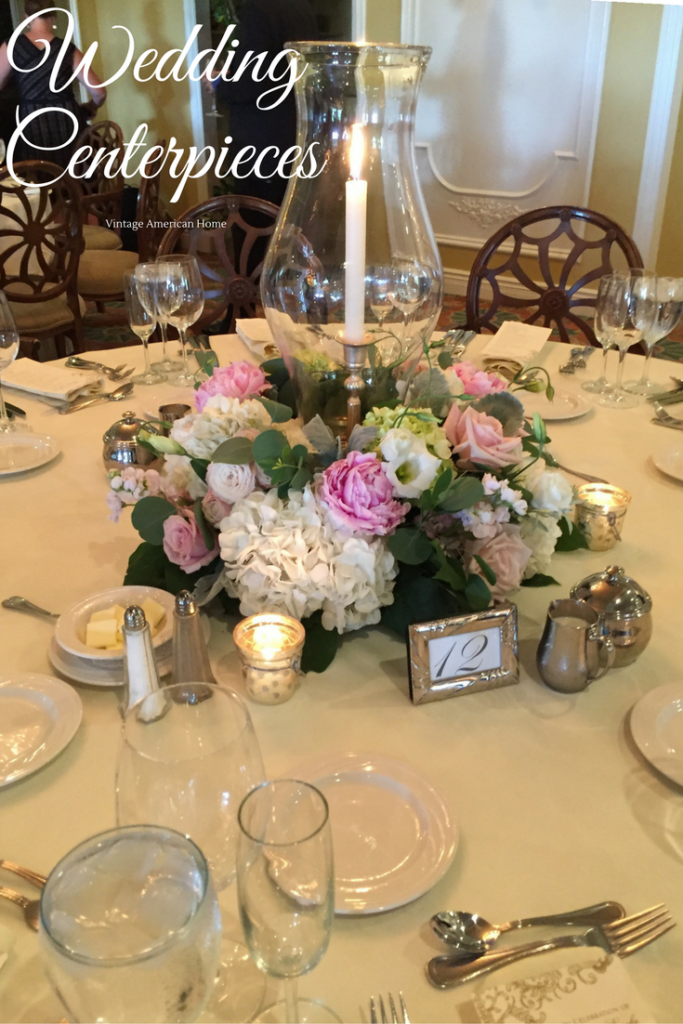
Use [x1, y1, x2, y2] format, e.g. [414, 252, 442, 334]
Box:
[0, 0, 106, 167]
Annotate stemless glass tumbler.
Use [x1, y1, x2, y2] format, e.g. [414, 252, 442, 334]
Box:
[39, 826, 221, 1024]
[237, 780, 338, 1024]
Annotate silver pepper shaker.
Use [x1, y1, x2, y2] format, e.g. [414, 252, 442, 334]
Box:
[172, 591, 216, 694]
[120, 606, 167, 721]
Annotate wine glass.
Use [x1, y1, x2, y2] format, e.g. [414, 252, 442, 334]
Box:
[134, 263, 182, 373]
[624, 273, 683, 395]
[156, 255, 205, 387]
[116, 683, 267, 1023]
[237, 780, 338, 1024]
[39, 825, 222, 1024]
[124, 270, 166, 385]
[389, 259, 434, 357]
[369, 265, 394, 330]
[0, 290, 20, 433]
[582, 272, 624, 394]
[596, 273, 657, 409]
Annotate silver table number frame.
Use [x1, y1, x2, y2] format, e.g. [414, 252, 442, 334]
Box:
[408, 603, 519, 704]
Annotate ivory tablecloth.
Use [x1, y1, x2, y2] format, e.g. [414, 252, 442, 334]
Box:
[1, 337, 682, 1023]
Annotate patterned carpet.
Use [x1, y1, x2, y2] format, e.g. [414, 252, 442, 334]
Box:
[79, 296, 683, 363]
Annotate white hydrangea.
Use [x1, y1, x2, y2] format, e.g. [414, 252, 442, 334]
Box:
[162, 454, 208, 500]
[218, 486, 397, 633]
[520, 514, 563, 577]
[523, 461, 574, 517]
[170, 395, 271, 460]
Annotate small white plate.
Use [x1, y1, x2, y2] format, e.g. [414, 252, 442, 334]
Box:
[522, 390, 592, 421]
[290, 751, 458, 915]
[652, 449, 683, 484]
[0, 674, 82, 787]
[55, 586, 175, 663]
[631, 684, 683, 787]
[49, 636, 172, 687]
[0, 433, 61, 476]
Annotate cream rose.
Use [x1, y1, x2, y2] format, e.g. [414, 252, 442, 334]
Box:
[206, 462, 256, 504]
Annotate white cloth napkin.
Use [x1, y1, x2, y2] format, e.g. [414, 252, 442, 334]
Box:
[235, 318, 279, 359]
[481, 321, 552, 369]
[455, 954, 652, 1024]
[2, 359, 100, 402]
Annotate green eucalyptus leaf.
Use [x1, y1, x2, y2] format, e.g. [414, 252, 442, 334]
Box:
[131, 496, 177, 545]
[190, 458, 209, 483]
[439, 476, 485, 513]
[473, 554, 497, 586]
[464, 573, 492, 611]
[210, 436, 254, 464]
[194, 499, 216, 552]
[253, 429, 287, 466]
[123, 541, 169, 589]
[290, 467, 313, 490]
[257, 396, 293, 423]
[521, 573, 561, 587]
[387, 528, 433, 565]
[300, 611, 340, 673]
[555, 516, 589, 551]
[438, 350, 453, 370]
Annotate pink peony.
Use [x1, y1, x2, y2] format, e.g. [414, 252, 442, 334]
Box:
[201, 488, 233, 526]
[444, 403, 524, 470]
[320, 451, 409, 536]
[468, 524, 532, 601]
[162, 508, 219, 573]
[446, 361, 507, 398]
[195, 361, 269, 411]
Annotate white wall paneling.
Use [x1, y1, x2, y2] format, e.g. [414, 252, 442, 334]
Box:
[402, 0, 612, 251]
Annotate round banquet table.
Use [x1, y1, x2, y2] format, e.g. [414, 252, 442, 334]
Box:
[0, 336, 682, 1024]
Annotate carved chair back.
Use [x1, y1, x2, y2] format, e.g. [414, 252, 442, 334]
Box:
[73, 120, 125, 228]
[465, 206, 643, 345]
[136, 140, 170, 263]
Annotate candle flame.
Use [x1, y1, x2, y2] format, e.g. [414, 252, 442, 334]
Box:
[349, 124, 365, 181]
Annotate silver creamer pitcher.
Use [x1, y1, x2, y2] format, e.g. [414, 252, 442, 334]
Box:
[537, 599, 615, 693]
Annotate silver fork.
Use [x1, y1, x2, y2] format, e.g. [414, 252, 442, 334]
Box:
[369, 992, 410, 1023]
[428, 904, 675, 989]
[652, 403, 683, 429]
[66, 356, 132, 381]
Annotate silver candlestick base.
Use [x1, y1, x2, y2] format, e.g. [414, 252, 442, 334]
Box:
[342, 340, 369, 439]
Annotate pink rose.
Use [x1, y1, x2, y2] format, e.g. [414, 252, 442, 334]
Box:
[201, 488, 233, 526]
[195, 361, 269, 411]
[444, 404, 524, 470]
[320, 451, 409, 536]
[468, 524, 532, 601]
[446, 361, 507, 398]
[162, 508, 219, 573]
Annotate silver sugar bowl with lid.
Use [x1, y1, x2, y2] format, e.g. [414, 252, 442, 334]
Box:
[570, 565, 652, 667]
[103, 411, 162, 470]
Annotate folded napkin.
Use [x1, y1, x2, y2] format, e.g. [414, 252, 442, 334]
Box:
[235, 318, 279, 360]
[482, 321, 552, 373]
[2, 359, 100, 402]
[456, 954, 652, 1024]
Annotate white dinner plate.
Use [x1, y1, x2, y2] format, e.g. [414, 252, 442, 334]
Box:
[522, 390, 592, 421]
[49, 636, 172, 687]
[0, 433, 61, 476]
[630, 684, 683, 787]
[0, 674, 82, 788]
[652, 449, 683, 484]
[290, 751, 458, 915]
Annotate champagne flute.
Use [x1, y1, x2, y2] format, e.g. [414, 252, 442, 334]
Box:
[624, 273, 683, 395]
[156, 255, 205, 387]
[596, 273, 656, 409]
[124, 271, 166, 385]
[116, 683, 267, 1023]
[134, 263, 182, 373]
[237, 780, 339, 1024]
[582, 272, 625, 394]
[39, 825, 222, 1023]
[0, 291, 20, 433]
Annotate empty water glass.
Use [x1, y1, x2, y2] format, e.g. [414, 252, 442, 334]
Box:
[596, 273, 657, 408]
[582, 272, 624, 395]
[124, 271, 166, 385]
[155, 255, 205, 387]
[39, 825, 222, 1024]
[624, 274, 683, 395]
[0, 291, 20, 433]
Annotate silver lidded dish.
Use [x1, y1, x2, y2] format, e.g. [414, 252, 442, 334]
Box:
[102, 411, 161, 469]
[570, 565, 652, 667]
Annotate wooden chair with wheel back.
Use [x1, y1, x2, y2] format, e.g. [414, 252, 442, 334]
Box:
[156, 194, 280, 336]
[73, 119, 125, 254]
[465, 206, 643, 346]
[0, 161, 84, 359]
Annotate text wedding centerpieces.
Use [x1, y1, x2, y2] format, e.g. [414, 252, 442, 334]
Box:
[109, 42, 579, 673]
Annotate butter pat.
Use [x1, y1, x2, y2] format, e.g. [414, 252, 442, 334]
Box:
[141, 598, 165, 635]
[85, 618, 119, 649]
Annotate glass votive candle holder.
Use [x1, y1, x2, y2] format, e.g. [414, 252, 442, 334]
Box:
[575, 484, 632, 551]
[233, 614, 306, 705]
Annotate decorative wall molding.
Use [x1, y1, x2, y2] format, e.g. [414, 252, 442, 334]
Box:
[448, 197, 526, 230]
[352, 0, 367, 42]
[417, 146, 578, 201]
[633, 5, 683, 268]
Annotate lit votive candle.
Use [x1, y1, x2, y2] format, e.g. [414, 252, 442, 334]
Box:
[233, 614, 306, 705]
[575, 484, 632, 551]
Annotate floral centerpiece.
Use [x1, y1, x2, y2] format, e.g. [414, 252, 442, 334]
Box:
[108, 339, 584, 672]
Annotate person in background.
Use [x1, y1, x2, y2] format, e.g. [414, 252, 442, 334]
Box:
[214, 0, 319, 206]
[0, 0, 106, 168]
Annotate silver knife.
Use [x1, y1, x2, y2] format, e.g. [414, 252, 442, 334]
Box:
[652, 419, 683, 430]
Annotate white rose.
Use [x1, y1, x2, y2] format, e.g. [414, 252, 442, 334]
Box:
[529, 469, 574, 516]
[162, 454, 208, 500]
[206, 462, 256, 503]
[520, 514, 562, 576]
[379, 428, 441, 499]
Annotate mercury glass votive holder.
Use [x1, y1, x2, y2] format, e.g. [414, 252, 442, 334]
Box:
[233, 614, 306, 705]
[575, 484, 632, 551]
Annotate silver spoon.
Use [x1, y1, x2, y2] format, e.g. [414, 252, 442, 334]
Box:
[66, 356, 131, 381]
[2, 596, 59, 619]
[59, 381, 134, 414]
[431, 900, 625, 953]
[0, 886, 40, 931]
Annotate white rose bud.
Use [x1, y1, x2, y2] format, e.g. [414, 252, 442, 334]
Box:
[206, 462, 256, 504]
